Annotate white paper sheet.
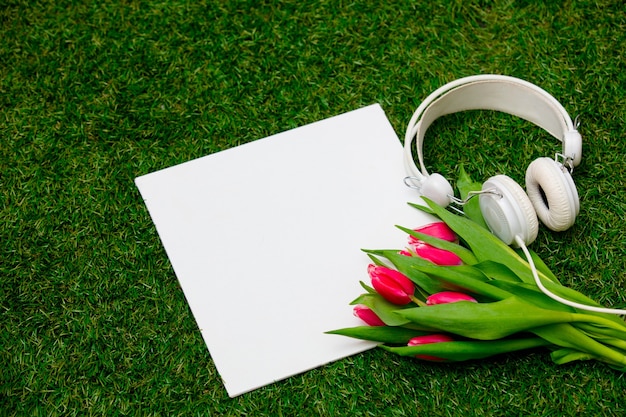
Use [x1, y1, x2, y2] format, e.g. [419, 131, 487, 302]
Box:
[135, 104, 435, 397]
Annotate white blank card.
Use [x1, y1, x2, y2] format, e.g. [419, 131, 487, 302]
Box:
[135, 104, 434, 397]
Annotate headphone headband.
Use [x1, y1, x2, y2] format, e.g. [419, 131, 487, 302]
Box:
[404, 75, 582, 185]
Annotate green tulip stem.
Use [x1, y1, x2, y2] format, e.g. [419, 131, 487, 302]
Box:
[569, 313, 626, 336]
[410, 294, 426, 307]
[574, 323, 626, 351]
[532, 323, 626, 367]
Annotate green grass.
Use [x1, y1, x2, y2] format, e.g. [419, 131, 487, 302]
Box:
[2, 0, 626, 415]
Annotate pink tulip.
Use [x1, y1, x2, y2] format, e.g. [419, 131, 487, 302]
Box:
[406, 222, 462, 266]
[411, 242, 463, 266]
[408, 222, 458, 244]
[353, 304, 386, 326]
[368, 264, 415, 305]
[407, 334, 454, 361]
[426, 291, 477, 305]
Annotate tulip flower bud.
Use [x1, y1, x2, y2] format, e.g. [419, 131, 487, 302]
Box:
[411, 242, 463, 266]
[407, 334, 454, 361]
[353, 304, 386, 326]
[409, 222, 458, 244]
[407, 222, 462, 266]
[368, 264, 415, 305]
[426, 291, 477, 305]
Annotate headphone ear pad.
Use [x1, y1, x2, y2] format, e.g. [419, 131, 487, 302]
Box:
[480, 175, 539, 246]
[525, 157, 580, 232]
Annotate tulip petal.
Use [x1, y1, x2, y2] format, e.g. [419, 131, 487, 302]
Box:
[353, 304, 386, 326]
[411, 222, 458, 242]
[368, 264, 415, 305]
[371, 275, 412, 305]
[426, 291, 477, 305]
[395, 225, 478, 265]
[412, 242, 463, 266]
[407, 334, 455, 361]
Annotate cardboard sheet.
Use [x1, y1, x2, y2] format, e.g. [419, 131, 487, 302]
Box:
[135, 104, 434, 397]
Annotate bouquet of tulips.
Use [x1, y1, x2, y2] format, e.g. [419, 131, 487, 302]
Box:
[329, 173, 626, 370]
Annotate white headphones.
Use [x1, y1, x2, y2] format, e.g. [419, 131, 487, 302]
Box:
[403, 74, 582, 247]
[404, 75, 626, 315]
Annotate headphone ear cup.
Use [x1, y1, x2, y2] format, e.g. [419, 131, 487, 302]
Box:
[525, 157, 580, 232]
[479, 175, 539, 246]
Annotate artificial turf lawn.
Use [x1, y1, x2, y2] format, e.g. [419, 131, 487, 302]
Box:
[2, 0, 626, 415]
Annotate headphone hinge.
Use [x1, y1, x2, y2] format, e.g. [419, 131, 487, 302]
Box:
[555, 153, 575, 174]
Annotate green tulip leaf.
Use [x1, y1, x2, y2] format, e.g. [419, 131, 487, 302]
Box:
[550, 348, 596, 365]
[456, 165, 489, 229]
[382, 337, 552, 362]
[396, 297, 550, 340]
[326, 326, 429, 344]
[473, 261, 522, 282]
[397, 296, 626, 341]
[358, 281, 376, 294]
[488, 280, 576, 312]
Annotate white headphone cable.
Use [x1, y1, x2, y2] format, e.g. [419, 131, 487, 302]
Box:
[515, 235, 626, 316]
